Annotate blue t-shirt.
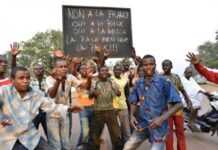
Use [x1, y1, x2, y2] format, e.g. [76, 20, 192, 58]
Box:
[128, 74, 181, 142]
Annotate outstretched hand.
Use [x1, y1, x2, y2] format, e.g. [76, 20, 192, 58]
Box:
[10, 42, 20, 56]
[186, 52, 200, 65]
[131, 47, 136, 58]
[103, 49, 112, 58]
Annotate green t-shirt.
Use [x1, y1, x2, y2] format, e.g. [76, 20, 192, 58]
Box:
[91, 78, 118, 111]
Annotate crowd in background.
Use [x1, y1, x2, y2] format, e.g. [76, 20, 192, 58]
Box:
[0, 43, 217, 150]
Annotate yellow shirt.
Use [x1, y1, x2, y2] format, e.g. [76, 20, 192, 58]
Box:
[112, 76, 128, 109]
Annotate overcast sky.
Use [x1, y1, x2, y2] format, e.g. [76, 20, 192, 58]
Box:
[1, 0, 218, 74]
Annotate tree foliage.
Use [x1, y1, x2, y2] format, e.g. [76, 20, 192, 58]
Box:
[197, 31, 218, 68]
[16, 30, 63, 72]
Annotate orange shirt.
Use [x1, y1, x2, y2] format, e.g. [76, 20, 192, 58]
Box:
[76, 77, 94, 107]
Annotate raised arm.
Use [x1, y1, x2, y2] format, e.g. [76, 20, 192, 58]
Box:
[186, 52, 218, 84]
[10, 42, 20, 69]
[131, 47, 142, 66]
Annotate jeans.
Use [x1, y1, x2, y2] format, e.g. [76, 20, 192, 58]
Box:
[47, 115, 73, 150]
[123, 130, 164, 150]
[77, 107, 93, 149]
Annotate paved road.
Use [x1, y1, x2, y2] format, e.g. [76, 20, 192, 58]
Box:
[100, 127, 218, 150]
[40, 83, 218, 149]
[99, 83, 218, 150]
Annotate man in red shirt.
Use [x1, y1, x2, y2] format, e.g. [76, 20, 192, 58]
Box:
[0, 42, 20, 87]
[0, 55, 11, 86]
[186, 52, 218, 84]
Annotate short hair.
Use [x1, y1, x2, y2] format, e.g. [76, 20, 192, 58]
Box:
[113, 64, 122, 70]
[162, 59, 172, 66]
[11, 66, 28, 79]
[142, 54, 156, 63]
[98, 65, 108, 72]
[54, 58, 66, 67]
[184, 66, 192, 73]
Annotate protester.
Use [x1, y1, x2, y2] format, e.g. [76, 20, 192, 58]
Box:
[31, 63, 47, 92]
[181, 66, 209, 131]
[45, 58, 82, 150]
[0, 55, 11, 86]
[130, 47, 142, 66]
[0, 66, 82, 150]
[162, 59, 192, 150]
[10, 42, 20, 69]
[88, 66, 123, 150]
[76, 64, 94, 150]
[0, 42, 20, 87]
[112, 64, 131, 145]
[124, 64, 144, 109]
[186, 52, 218, 84]
[31, 63, 48, 137]
[123, 55, 183, 150]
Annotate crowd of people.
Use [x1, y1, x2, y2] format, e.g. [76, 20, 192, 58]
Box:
[0, 43, 217, 150]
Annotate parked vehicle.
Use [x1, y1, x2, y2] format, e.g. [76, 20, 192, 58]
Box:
[184, 92, 218, 136]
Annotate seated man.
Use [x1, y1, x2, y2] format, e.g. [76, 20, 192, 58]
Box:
[181, 66, 208, 131]
[0, 66, 81, 150]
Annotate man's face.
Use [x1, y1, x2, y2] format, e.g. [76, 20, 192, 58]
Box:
[184, 67, 193, 78]
[124, 64, 130, 71]
[55, 60, 68, 77]
[79, 65, 88, 77]
[99, 67, 109, 80]
[142, 57, 156, 77]
[113, 66, 122, 78]
[162, 61, 172, 74]
[33, 64, 44, 77]
[0, 56, 7, 74]
[87, 65, 96, 74]
[12, 70, 30, 92]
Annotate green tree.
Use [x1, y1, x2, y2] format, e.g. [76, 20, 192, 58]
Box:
[198, 31, 218, 68]
[16, 30, 63, 73]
